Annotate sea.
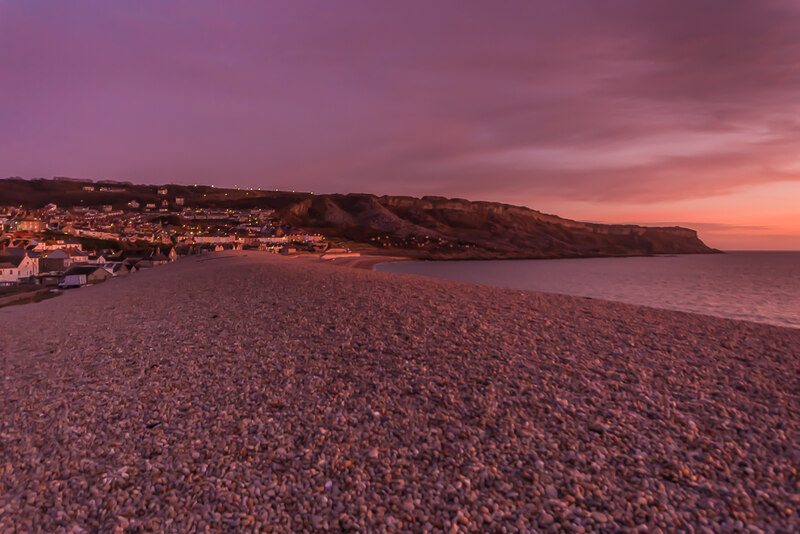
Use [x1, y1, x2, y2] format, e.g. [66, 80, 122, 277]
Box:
[375, 251, 800, 329]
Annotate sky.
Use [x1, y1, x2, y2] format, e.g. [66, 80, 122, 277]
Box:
[2, 1, 799, 250]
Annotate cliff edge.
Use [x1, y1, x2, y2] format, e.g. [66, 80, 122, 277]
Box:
[281, 193, 718, 258]
[0, 177, 719, 258]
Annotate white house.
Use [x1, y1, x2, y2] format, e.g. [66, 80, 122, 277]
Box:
[0, 262, 18, 285]
[65, 248, 89, 264]
[0, 254, 38, 283]
[15, 254, 39, 278]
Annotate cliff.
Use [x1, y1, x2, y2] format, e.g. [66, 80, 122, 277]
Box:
[279, 193, 717, 258]
[0, 177, 718, 258]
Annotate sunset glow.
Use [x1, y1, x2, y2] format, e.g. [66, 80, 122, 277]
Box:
[2, 1, 799, 249]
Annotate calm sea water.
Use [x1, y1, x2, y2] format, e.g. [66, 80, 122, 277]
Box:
[376, 252, 800, 329]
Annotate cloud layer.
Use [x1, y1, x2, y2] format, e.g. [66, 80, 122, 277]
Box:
[2, 1, 799, 246]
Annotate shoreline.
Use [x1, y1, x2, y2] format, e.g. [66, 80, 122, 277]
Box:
[370, 252, 800, 331]
[2, 251, 798, 531]
[293, 249, 727, 273]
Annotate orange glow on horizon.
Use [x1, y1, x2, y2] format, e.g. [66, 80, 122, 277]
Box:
[515, 181, 800, 251]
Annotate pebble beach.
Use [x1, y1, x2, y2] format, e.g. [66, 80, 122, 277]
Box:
[1, 252, 798, 532]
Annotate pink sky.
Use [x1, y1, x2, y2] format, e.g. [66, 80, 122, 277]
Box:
[2, 1, 799, 249]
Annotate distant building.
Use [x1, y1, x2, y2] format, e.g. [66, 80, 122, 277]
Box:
[17, 219, 46, 232]
[193, 235, 235, 244]
[150, 246, 178, 262]
[103, 262, 131, 277]
[148, 253, 169, 266]
[157, 188, 168, 195]
[60, 265, 112, 288]
[130, 200, 140, 209]
[40, 249, 71, 272]
[82, 186, 95, 192]
[65, 247, 89, 264]
[175, 197, 184, 206]
[258, 236, 288, 245]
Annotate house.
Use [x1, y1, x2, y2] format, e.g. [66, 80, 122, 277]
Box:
[175, 197, 184, 206]
[157, 188, 168, 195]
[0, 248, 40, 280]
[0, 261, 18, 285]
[103, 262, 132, 277]
[16, 254, 39, 279]
[148, 246, 177, 263]
[145, 246, 173, 266]
[118, 250, 147, 262]
[16, 219, 46, 232]
[194, 235, 235, 244]
[122, 257, 145, 271]
[59, 265, 112, 288]
[65, 247, 89, 264]
[196, 244, 222, 254]
[150, 253, 170, 266]
[0, 256, 39, 283]
[40, 249, 72, 272]
[88, 254, 107, 264]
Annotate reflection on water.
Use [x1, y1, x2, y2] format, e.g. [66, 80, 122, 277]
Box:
[376, 252, 800, 329]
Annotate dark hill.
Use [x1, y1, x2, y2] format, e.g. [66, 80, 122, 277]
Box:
[0, 177, 718, 258]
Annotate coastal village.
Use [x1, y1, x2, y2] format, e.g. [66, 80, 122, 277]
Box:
[0, 183, 329, 294]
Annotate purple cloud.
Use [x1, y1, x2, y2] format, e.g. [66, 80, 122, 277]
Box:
[2, 0, 800, 207]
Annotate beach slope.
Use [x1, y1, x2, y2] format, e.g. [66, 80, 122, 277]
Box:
[1, 252, 798, 531]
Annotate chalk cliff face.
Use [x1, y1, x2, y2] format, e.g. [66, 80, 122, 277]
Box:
[280, 193, 718, 258]
[0, 178, 718, 258]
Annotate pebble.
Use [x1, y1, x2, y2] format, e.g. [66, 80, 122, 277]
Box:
[0, 252, 798, 532]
